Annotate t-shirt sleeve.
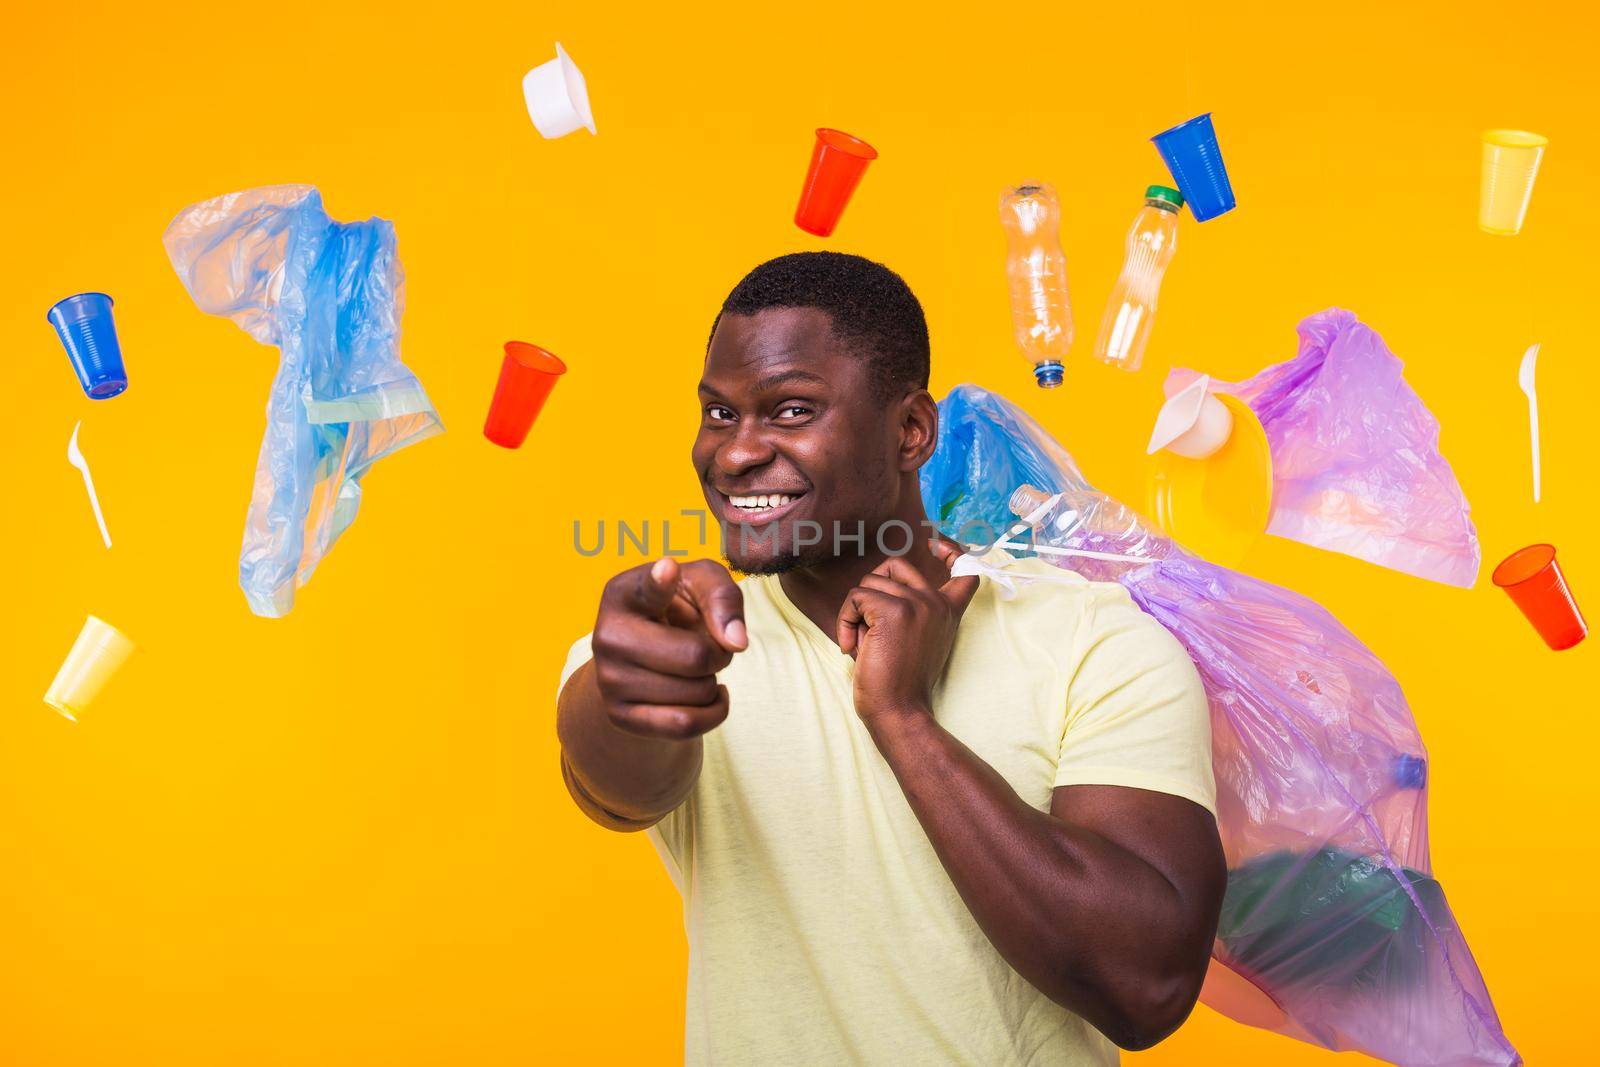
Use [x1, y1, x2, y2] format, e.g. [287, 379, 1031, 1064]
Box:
[558, 633, 594, 694]
[555, 632, 693, 888]
[1055, 589, 1216, 814]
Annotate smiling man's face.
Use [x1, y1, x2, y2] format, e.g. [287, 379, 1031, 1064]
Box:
[694, 307, 905, 574]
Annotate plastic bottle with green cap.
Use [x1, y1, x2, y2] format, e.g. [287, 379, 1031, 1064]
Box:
[1094, 184, 1184, 372]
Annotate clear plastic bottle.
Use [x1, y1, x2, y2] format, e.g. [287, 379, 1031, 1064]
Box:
[999, 183, 1074, 388]
[1093, 185, 1183, 372]
[1007, 482, 1172, 581]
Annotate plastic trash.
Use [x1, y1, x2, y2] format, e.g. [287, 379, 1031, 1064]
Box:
[67, 421, 112, 549]
[1147, 374, 1233, 458]
[1217, 847, 1450, 992]
[1170, 309, 1480, 587]
[1493, 543, 1587, 650]
[1518, 343, 1541, 503]
[484, 341, 567, 449]
[921, 383, 1518, 1067]
[1479, 130, 1546, 236]
[998, 182, 1074, 388]
[164, 185, 444, 618]
[794, 128, 877, 237]
[1151, 113, 1236, 222]
[1093, 185, 1183, 371]
[1146, 393, 1273, 567]
[48, 293, 128, 400]
[44, 615, 135, 722]
[996, 484, 1171, 577]
[523, 42, 596, 139]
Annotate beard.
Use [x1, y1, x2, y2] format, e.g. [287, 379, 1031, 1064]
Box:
[726, 549, 806, 575]
[719, 519, 840, 575]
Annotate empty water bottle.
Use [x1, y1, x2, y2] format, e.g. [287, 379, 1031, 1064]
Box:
[999, 183, 1074, 388]
[1094, 185, 1183, 372]
[1007, 482, 1173, 580]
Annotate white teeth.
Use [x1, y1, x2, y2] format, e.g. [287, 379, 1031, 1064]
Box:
[729, 493, 797, 511]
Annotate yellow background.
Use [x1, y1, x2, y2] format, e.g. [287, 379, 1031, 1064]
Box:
[2, 1, 1594, 1062]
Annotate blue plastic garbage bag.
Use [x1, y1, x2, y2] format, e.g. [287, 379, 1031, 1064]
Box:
[921, 384, 1517, 1066]
[164, 185, 443, 617]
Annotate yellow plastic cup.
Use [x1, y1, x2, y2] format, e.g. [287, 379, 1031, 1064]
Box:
[43, 615, 135, 722]
[1479, 130, 1548, 236]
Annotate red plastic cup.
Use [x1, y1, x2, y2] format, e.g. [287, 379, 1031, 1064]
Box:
[794, 128, 878, 237]
[1492, 544, 1587, 651]
[484, 341, 567, 449]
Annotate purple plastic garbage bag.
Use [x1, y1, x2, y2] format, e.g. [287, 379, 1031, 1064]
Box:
[922, 384, 1518, 1066]
[1168, 309, 1479, 587]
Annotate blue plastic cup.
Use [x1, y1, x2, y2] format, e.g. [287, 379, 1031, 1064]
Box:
[48, 292, 128, 400]
[1151, 113, 1236, 223]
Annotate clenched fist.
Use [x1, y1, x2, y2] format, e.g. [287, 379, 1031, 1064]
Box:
[835, 541, 980, 724]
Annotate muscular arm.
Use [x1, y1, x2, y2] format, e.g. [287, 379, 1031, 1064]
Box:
[866, 710, 1225, 1050]
[835, 546, 1224, 1048]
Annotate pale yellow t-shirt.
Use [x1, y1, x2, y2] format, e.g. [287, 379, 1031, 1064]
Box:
[558, 554, 1214, 1066]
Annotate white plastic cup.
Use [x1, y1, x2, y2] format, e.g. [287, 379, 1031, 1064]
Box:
[43, 615, 135, 722]
[523, 43, 596, 139]
[1479, 130, 1547, 236]
[1147, 375, 1235, 459]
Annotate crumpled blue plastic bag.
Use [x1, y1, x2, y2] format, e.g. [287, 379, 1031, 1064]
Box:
[164, 185, 443, 617]
[1169, 309, 1480, 587]
[922, 384, 1517, 1067]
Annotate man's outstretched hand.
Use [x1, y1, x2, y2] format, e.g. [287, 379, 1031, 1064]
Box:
[836, 540, 980, 724]
[591, 557, 747, 740]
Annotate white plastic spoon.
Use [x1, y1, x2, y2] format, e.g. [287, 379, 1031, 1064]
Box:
[1518, 343, 1541, 503]
[67, 421, 112, 548]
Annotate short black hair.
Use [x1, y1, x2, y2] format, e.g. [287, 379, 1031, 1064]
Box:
[710, 252, 930, 401]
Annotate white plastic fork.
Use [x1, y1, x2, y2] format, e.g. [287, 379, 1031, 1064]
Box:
[1518, 344, 1541, 503]
[67, 421, 112, 548]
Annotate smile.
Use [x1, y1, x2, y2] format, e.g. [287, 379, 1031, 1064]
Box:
[716, 491, 806, 526]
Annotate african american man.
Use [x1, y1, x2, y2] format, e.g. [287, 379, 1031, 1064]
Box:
[555, 252, 1226, 1066]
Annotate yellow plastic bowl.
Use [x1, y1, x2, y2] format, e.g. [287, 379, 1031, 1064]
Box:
[1145, 394, 1274, 567]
